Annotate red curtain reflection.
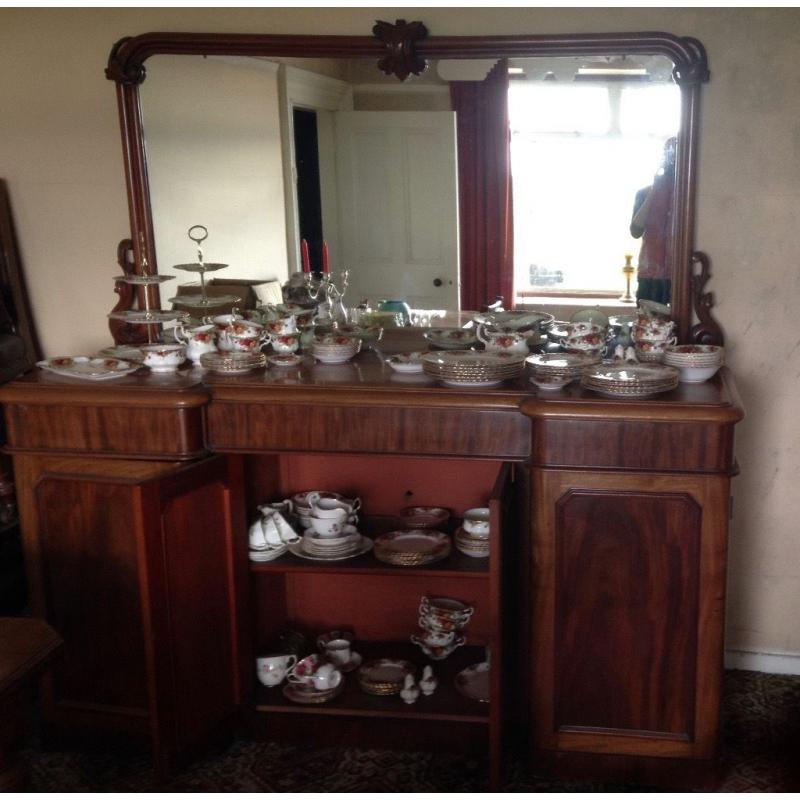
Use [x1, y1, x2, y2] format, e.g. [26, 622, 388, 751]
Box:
[450, 60, 514, 311]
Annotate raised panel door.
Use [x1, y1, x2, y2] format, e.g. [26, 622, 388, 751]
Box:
[531, 469, 730, 760]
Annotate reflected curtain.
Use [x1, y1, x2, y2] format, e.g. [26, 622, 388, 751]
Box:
[450, 60, 514, 311]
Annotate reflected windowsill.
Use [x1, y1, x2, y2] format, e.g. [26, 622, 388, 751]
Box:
[517, 295, 638, 310]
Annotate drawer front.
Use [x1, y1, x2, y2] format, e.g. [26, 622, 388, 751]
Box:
[4, 403, 206, 460]
[530, 417, 735, 473]
[206, 401, 531, 459]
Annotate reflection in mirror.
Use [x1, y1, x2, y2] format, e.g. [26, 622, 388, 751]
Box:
[139, 52, 680, 314]
[507, 55, 680, 305]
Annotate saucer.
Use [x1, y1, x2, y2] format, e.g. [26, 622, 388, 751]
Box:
[334, 651, 363, 673]
[282, 680, 344, 705]
[249, 545, 288, 562]
[267, 353, 304, 368]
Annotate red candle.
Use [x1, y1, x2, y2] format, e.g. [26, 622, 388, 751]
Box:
[322, 241, 330, 274]
[300, 239, 311, 274]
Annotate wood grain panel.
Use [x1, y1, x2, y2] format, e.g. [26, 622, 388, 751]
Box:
[206, 402, 530, 459]
[530, 418, 734, 473]
[158, 481, 238, 748]
[138, 456, 248, 773]
[554, 490, 701, 737]
[531, 470, 731, 760]
[4, 404, 206, 459]
[35, 476, 149, 717]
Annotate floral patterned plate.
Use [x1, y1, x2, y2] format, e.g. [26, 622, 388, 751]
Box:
[37, 356, 140, 381]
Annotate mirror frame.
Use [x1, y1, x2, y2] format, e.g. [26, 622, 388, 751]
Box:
[106, 21, 720, 345]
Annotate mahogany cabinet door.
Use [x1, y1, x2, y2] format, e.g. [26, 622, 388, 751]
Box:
[15, 453, 248, 773]
[137, 455, 248, 774]
[530, 469, 730, 760]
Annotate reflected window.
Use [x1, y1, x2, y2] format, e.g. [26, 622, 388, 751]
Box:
[509, 77, 680, 300]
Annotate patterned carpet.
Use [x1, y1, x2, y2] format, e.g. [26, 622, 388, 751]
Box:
[20, 670, 800, 792]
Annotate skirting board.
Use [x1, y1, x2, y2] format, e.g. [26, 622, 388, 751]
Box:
[725, 648, 800, 676]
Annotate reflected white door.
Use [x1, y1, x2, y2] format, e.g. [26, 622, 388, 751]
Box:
[334, 111, 459, 310]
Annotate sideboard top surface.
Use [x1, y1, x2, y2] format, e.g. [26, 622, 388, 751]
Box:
[0, 329, 742, 419]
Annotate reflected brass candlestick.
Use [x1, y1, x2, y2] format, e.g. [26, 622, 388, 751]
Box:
[620, 253, 635, 303]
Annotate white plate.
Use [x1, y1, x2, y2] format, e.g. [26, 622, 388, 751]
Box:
[442, 378, 504, 388]
[267, 353, 304, 368]
[386, 352, 425, 373]
[97, 345, 145, 363]
[422, 350, 527, 369]
[287, 537, 373, 561]
[37, 356, 140, 381]
[423, 329, 478, 349]
[473, 310, 554, 331]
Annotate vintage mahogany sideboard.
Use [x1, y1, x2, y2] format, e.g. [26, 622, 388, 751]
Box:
[0, 329, 743, 788]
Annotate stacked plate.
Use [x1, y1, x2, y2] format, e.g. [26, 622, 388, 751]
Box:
[398, 506, 450, 529]
[581, 364, 680, 398]
[422, 350, 526, 387]
[200, 351, 266, 374]
[357, 658, 415, 696]
[373, 530, 451, 566]
[289, 530, 373, 561]
[311, 334, 361, 364]
[526, 352, 602, 390]
[454, 527, 490, 558]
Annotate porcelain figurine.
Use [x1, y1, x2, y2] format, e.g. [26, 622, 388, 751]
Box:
[400, 673, 420, 704]
[419, 666, 438, 696]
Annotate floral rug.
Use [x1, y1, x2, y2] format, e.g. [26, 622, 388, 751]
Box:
[20, 670, 800, 792]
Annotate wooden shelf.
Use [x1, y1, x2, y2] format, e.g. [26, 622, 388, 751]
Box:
[255, 642, 489, 724]
[249, 516, 490, 578]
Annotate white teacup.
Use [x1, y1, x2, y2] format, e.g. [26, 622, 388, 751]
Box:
[323, 638, 352, 667]
[271, 510, 300, 544]
[209, 312, 242, 332]
[477, 325, 529, 354]
[256, 654, 297, 687]
[310, 494, 361, 518]
[270, 333, 300, 354]
[463, 508, 490, 537]
[415, 626, 456, 647]
[141, 344, 186, 372]
[566, 321, 604, 337]
[310, 513, 346, 537]
[264, 316, 298, 336]
[312, 663, 342, 691]
[218, 325, 267, 353]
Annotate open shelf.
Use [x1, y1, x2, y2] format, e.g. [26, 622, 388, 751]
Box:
[255, 642, 489, 724]
[250, 516, 489, 577]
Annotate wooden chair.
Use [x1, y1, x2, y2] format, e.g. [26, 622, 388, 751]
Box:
[0, 617, 63, 790]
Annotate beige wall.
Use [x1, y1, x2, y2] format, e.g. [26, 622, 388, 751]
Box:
[142, 55, 288, 288]
[1, 7, 799, 666]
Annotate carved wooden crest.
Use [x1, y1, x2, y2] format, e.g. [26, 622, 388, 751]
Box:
[690, 251, 724, 345]
[372, 19, 428, 81]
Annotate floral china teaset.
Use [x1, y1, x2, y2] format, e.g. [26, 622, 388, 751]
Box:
[41, 275, 723, 395]
[249, 488, 493, 706]
[256, 604, 490, 706]
[249, 492, 492, 566]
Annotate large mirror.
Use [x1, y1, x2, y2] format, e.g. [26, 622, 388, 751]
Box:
[107, 26, 714, 343]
